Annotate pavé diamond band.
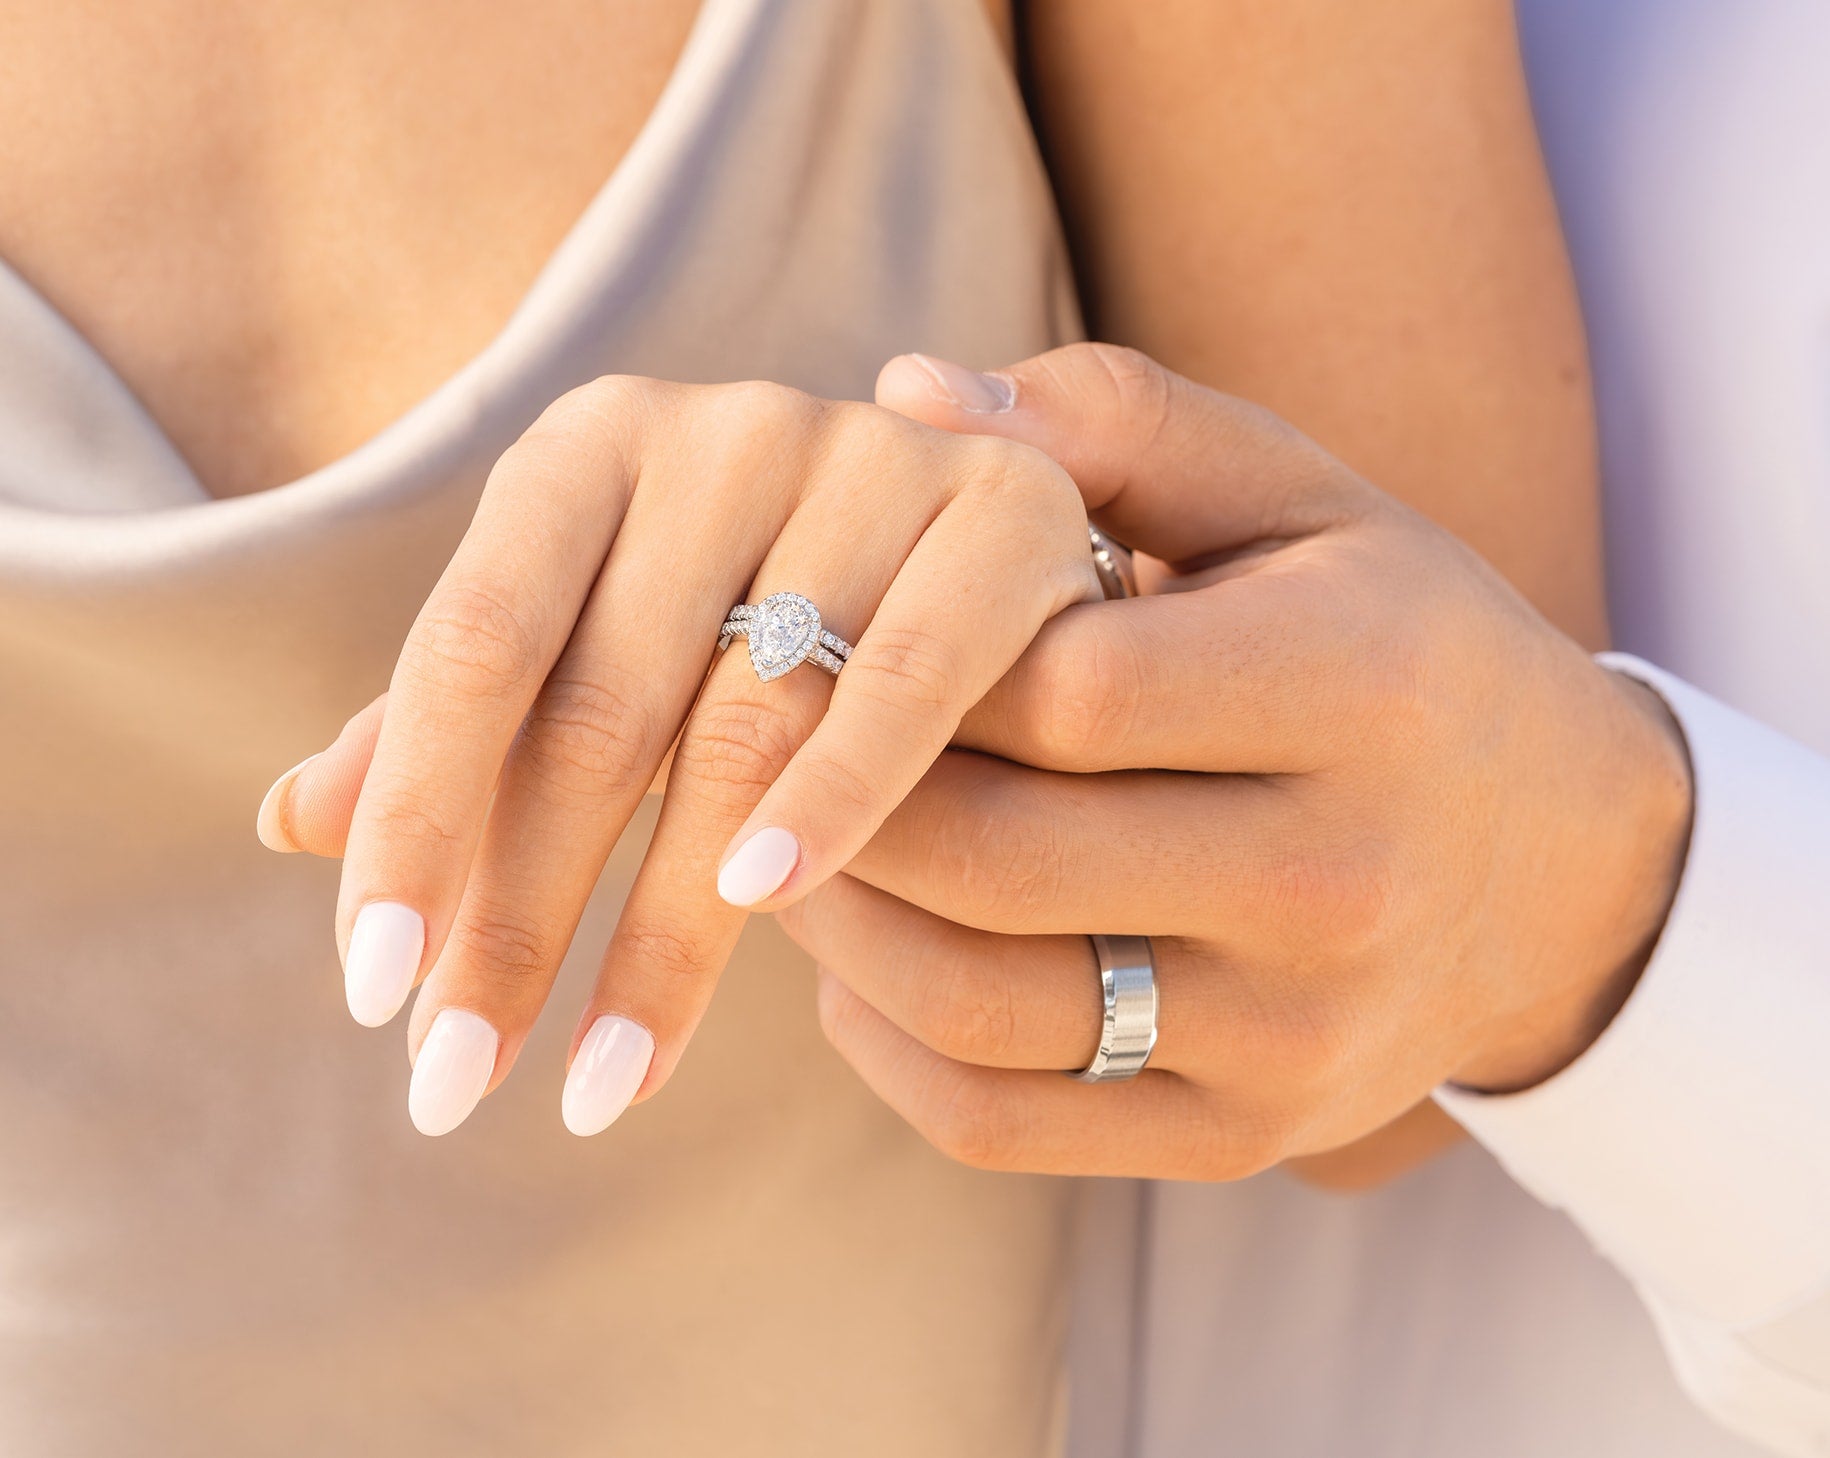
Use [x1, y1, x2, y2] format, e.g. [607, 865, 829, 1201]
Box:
[718, 591, 854, 681]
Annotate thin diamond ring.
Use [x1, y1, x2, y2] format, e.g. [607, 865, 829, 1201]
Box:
[718, 592, 853, 681]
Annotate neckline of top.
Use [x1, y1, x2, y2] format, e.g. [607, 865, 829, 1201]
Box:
[0, 0, 750, 527]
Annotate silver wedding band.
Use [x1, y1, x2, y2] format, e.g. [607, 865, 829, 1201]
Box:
[1088, 524, 1137, 601]
[719, 591, 854, 680]
[1070, 933, 1158, 1083]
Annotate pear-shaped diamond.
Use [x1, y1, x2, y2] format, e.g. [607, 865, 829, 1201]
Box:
[747, 592, 823, 681]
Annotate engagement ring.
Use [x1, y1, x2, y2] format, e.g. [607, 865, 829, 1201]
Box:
[719, 592, 854, 681]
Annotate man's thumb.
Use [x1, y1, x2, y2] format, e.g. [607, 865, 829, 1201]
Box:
[875, 342, 1352, 563]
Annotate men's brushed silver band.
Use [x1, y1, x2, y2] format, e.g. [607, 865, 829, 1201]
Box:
[1069, 933, 1158, 1083]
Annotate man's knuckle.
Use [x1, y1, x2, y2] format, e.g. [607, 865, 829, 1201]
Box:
[1051, 342, 1174, 467]
[1177, 1096, 1294, 1182]
[1222, 1114, 1294, 1181]
[1028, 627, 1142, 766]
[920, 1075, 1016, 1170]
[914, 950, 1018, 1064]
[985, 828, 1065, 926]
[1346, 601, 1438, 734]
[1252, 835, 1387, 954]
[1085, 341, 1167, 406]
[1159, 1099, 1241, 1181]
[1275, 998, 1359, 1097]
[1302, 841, 1397, 956]
[929, 804, 1062, 930]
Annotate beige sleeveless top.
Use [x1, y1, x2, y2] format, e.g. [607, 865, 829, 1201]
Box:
[0, 2, 1088, 1451]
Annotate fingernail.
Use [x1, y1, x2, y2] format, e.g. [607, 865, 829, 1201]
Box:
[255, 753, 319, 852]
[909, 353, 1015, 413]
[717, 826, 802, 907]
[344, 901, 424, 1028]
[562, 1016, 656, 1136]
[408, 1008, 498, 1136]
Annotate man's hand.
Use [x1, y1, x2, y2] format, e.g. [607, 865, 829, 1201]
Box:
[766, 343, 1692, 1177]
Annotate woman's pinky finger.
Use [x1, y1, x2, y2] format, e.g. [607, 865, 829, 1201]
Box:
[814, 975, 1265, 1182]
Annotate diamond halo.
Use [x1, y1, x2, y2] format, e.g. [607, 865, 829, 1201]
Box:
[718, 593, 854, 680]
[748, 592, 822, 681]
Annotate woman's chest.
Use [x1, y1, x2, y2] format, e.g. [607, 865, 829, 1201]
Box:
[0, 0, 701, 498]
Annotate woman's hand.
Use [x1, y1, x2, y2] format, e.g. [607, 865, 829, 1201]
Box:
[257, 376, 1098, 1135]
[765, 344, 1694, 1178]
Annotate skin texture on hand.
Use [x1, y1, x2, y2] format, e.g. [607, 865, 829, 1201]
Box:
[271, 344, 1686, 1177]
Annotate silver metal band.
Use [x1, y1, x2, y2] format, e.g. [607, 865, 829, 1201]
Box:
[718, 592, 854, 680]
[1069, 933, 1158, 1083]
[1088, 524, 1137, 601]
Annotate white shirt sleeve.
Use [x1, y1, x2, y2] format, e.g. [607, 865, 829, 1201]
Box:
[1435, 653, 1830, 1457]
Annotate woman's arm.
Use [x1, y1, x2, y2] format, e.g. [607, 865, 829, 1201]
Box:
[1021, 0, 1604, 1182]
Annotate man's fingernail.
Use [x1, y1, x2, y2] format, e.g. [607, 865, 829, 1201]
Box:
[255, 753, 320, 852]
[910, 353, 1015, 413]
[344, 901, 424, 1028]
[408, 1009, 498, 1136]
[716, 826, 802, 906]
[562, 1015, 656, 1136]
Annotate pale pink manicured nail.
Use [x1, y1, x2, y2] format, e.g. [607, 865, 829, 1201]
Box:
[408, 1009, 498, 1136]
[909, 353, 1015, 413]
[717, 826, 802, 907]
[343, 901, 425, 1028]
[562, 1016, 656, 1136]
[255, 753, 319, 853]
